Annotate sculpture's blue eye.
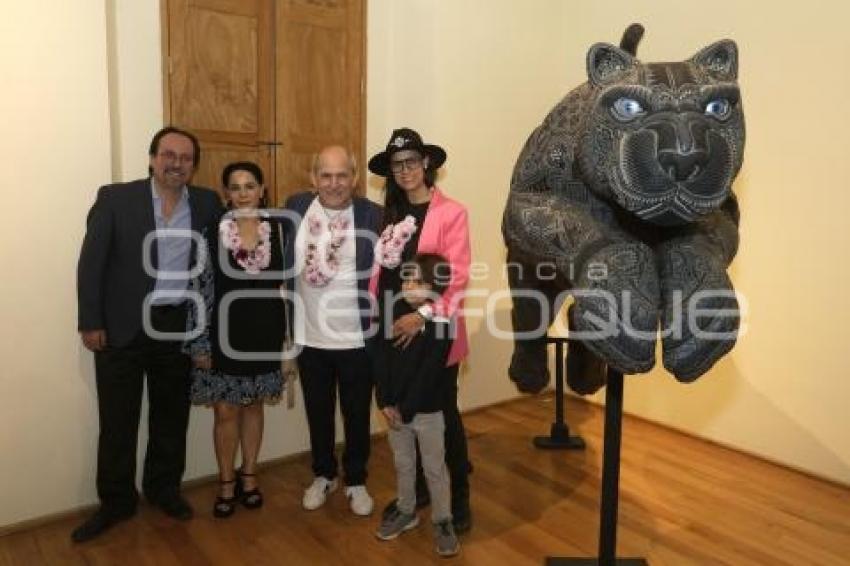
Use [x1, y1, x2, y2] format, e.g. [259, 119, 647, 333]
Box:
[611, 97, 645, 121]
[705, 98, 732, 120]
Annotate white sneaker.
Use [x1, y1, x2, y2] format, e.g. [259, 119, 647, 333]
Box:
[345, 485, 374, 516]
[302, 477, 338, 510]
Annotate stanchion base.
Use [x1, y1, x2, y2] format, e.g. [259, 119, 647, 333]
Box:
[533, 423, 586, 450]
[545, 558, 648, 565]
[533, 434, 586, 450]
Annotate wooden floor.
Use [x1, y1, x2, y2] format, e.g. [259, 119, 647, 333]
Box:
[2, 394, 849, 565]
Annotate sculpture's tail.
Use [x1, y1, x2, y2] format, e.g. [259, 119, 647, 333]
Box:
[620, 23, 644, 56]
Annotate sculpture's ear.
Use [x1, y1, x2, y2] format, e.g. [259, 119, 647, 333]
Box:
[691, 40, 738, 80]
[586, 42, 635, 86]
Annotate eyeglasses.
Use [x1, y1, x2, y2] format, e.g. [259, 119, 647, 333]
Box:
[390, 156, 423, 174]
[157, 150, 194, 164]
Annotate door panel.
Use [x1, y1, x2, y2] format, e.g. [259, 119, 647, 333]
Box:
[163, 0, 364, 206]
[275, 0, 364, 200]
[165, 0, 275, 198]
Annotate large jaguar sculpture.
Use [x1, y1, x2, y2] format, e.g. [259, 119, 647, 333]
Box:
[503, 25, 744, 394]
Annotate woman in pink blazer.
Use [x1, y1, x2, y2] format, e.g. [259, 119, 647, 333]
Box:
[368, 128, 472, 534]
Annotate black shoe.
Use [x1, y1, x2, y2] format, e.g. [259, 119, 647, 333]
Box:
[380, 494, 430, 522]
[213, 479, 238, 519]
[155, 494, 193, 521]
[71, 507, 135, 543]
[237, 471, 264, 510]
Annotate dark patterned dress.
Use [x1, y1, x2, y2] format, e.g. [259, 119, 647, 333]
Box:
[185, 213, 285, 405]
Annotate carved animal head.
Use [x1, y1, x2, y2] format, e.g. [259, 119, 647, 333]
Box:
[577, 27, 745, 225]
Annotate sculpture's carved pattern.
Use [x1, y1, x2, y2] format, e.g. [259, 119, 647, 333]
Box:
[503, 31, 744, 394]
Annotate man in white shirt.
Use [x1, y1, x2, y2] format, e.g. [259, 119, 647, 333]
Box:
[281, 146, 382, 516]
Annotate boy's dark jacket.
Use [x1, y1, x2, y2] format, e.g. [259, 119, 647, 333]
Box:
[374, 301, 453, 423]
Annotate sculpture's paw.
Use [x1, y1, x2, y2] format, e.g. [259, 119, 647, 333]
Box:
[571, 242, 660, 375]
[571, 300, 656, 375]
[509, 343, 550, 394]
[662, 286, 740, 382]
[565, 339, 607, 395]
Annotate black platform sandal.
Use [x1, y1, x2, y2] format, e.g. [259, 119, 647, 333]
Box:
[213, 479, 238, 518]
[237, 471, 264, 509]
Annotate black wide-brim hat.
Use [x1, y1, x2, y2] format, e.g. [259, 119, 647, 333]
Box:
[367, 127, 447, 176]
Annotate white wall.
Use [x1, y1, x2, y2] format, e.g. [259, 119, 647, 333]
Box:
[107, 0, 166, 181]
[1, 0, 848, 529]
[0, 0, 112, 527]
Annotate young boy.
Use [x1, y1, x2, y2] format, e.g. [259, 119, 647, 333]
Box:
[374, 253, 460, 558]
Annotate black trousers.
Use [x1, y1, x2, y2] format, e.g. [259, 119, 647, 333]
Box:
[297, 346, 373, 486]
[442, 364, 470, 506]
[93, 305, 191, 513]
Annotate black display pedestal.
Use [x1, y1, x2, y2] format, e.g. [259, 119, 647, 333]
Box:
[546, 369, 648, 566]
[533, 337, 586, 450]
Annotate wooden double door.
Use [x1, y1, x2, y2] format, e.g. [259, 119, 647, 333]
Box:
[162, 0, 365, 205]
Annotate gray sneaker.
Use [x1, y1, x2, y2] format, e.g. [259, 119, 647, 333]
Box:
[375, 506, 419, 540]
[433, 519, 460, 557]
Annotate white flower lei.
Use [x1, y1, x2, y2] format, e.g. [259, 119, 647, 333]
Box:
[303, 211, 351, 287]
[219, 217, 272, 274]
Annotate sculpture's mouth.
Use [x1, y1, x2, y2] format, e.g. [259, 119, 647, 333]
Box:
[609, 129, 733, 226]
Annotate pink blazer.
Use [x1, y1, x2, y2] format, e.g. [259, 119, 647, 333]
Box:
[369, 187, 471, 366]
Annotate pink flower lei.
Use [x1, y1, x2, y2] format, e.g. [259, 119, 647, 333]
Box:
[375, 215, 417, 269]
[303, 211, 351, 287]
[219, 217, 272, 274]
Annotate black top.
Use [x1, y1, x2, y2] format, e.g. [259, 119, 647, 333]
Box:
[208, 215, 285, 376]
[374, 300, 452, 423]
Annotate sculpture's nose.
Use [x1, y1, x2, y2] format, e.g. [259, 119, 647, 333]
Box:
[657, 150, 709, 182]
[646, 112, 710, 181]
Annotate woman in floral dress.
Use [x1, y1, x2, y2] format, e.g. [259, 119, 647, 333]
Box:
[185, 161, 284, 518]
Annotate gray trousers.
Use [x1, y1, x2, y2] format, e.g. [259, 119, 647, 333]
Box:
[387, 411, 451, 522]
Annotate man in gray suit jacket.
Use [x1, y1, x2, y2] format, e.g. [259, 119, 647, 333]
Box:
[73, 127, 222, 542]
